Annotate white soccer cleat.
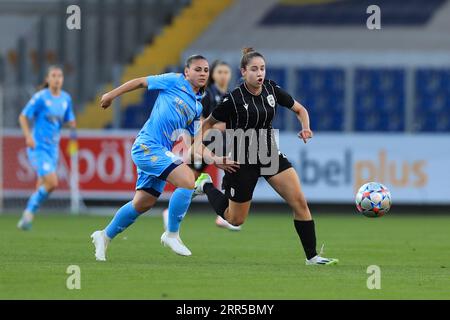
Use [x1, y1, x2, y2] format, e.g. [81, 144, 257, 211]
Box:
[162, 208, 169, 231]
[193, 173, 213, 198]
[160, 231, 192, 256]
[91, 230, 109, 261]
[17, 210, 34, 231]
[215, 216, 241, 231]
[305, 244, 339, 265]
[305, 255, 339, 266]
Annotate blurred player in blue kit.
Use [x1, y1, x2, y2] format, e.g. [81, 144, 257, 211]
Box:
[17, 65, 77, 231]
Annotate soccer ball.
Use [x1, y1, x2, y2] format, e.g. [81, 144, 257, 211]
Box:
[355, 182, 392, 217]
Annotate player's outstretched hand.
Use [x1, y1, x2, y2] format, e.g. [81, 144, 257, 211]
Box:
[214, 156, 240, 173]
[298, 128, 313, 144]
[100, 93, 114, 109]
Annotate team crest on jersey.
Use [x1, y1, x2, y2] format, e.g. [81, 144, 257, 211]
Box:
[267, 95, 276, 107]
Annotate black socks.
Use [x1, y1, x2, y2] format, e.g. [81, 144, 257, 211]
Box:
[203, 183, 229, 219]
[294, 219, 318, 260]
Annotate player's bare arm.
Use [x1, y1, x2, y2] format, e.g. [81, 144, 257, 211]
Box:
[18, 114, 35, 149]
[100, 77, 148, 109]
[192, 115, 239, 173]
[291, 100, 313, 144]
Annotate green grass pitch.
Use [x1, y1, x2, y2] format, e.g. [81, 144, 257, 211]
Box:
[0, 212, 449, 299]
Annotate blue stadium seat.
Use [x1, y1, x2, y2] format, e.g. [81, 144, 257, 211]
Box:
[354, 69, 405, 132]
[295, 68, 345, 131]
[415, 69, 450, 131]
[122, 104, 150, 129]
[266, 67, 287, 88]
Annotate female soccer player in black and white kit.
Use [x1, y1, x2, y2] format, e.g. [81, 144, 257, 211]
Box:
[195, 48, 338, 265]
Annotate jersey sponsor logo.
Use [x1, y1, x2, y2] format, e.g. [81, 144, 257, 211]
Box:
[175, 96, 194, 120]
[243, 103, 249, 110]
[267, 95, 276, 107]
[62, 101, 68, 111]
[230, 187, 235, 197]
[45, 100, 52, 107]
[223, 97, 229, 102]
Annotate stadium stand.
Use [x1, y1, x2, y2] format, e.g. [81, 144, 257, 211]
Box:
[260, 0, 446, 26]
[2, 0, 450, 132]
[77, 0, 234, 129]
[181, 0, 450, 132]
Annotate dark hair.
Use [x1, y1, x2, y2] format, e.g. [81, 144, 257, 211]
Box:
[240, 47, 265, 70]
[37, 65, 63, 90]
[208, 60, 230, 85]
[185, 54, 207, 68]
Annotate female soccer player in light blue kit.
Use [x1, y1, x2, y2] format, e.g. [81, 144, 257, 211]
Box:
[17, 65, 77, 230]
[91, 55, 238, 261]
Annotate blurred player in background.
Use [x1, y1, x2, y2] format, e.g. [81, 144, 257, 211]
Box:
[91, 55, 237, 261]
[17, 65, 77, 230]
[193, 48, 339, 265]
[162, 60, 241, 232]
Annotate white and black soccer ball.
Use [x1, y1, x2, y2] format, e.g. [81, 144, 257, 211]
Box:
[355, 182, 392, 218]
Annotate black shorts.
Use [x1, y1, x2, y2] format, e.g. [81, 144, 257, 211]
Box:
[221, 153, 293, 203]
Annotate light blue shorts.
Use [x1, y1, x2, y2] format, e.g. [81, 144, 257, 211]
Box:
[27, 147, 58, 178]
[131, 142, 182, 197]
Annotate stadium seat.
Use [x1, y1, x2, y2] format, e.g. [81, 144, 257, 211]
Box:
[354, 69, 405, 132]
[415, 69, 450, 131]
[295, 68, 345, 131]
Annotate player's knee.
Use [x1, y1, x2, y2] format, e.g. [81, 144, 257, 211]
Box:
[293, 193, 308, 210]
[179, 176, 195, 190]
[46, 180, 58, 192]
[185, 179, 196, 190]
[133, 200, 153, 213]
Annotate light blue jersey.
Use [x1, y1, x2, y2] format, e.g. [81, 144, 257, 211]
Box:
[21, 88, 75, 176]
[135, 73, 203, 150]
[132, 73, 203, 196]
[22, 89, 75, 152]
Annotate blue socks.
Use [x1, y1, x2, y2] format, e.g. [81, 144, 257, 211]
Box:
[105, 201, 140, 239]
[167, 188, 194, 233]
[25, 186, 49, 214]
[104, 188, 194, 240]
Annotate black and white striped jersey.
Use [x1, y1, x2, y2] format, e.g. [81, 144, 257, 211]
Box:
[210, 79, 295, 163]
